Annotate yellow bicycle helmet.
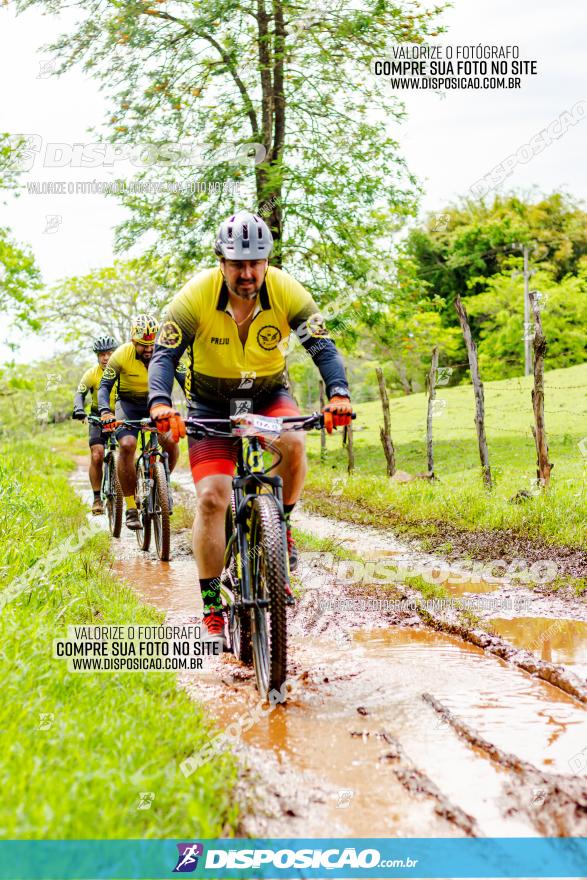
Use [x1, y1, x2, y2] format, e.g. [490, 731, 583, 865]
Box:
[131, 313, 159, 345]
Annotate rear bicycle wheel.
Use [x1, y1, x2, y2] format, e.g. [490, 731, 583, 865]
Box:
[152, 461, 171, 561]
[105, 453, 123, 538]
[135, 457, 151, 551]
[249, 494, 288, 698]
[225, 502, 252, 665]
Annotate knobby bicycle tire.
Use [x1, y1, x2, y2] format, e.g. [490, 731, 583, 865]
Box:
[152, 461, 171, 561]
[106, 452, 123, 538]
[249, 494, 288, 698]
[224, 503, 252, 665]
[135, 457, 151, 551]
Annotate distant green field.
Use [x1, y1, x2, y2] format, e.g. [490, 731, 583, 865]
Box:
[304, 363, 587, 548]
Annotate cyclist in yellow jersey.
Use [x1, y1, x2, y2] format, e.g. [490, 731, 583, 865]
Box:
[98, 315, 187, 531]
[147, 211, 352, 640]
[72, 335, 118, 515]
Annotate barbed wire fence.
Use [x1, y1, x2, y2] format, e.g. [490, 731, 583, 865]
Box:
[317, 293, 585, 491]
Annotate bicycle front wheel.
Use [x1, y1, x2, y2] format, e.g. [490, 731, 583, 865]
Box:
[135, 457, 151, 551]
[249, 494, 288, 699]
[105, 453, 123, 538]
[152, 461, 171, 561]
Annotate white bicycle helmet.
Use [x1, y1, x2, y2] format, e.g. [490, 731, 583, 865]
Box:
[214, 210, 273, 259]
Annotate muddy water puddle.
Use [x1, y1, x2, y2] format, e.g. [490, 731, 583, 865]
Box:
[70, 463, 587, 837]
[350, 629, 587, 774]
[113, 556, 198, 615]
[71, 463, 199, 614]
[179, 624, 587, 837]
[489, 617, 587, 678]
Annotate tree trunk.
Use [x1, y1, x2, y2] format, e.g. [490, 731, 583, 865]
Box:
[393, 360, 412, 395]
[426, 346, 439, 478]
[319, 380, 326, 463]
[529, 292, 553, 487]
[376, 367, 396, 477]
[253, 0, 285, 264]
[455, 295, 492, 489]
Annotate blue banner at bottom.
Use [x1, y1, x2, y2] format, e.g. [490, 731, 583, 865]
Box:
[0, 838, 585, 879]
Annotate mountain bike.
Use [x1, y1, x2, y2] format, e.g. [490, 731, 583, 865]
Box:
[185, 411, 330, 700]
[88, 415, 123, 537]
[121, 418, 174, 561]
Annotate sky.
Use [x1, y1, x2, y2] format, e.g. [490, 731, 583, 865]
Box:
[0, 0, 586, 361]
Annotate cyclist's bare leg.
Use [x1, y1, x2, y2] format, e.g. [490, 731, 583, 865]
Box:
[89, 444, 104, 491]
[271, 431, 307, 505]
[117, 435, 138, 496]
[160, 434, 179, 471]
[192, 474, 232, 578]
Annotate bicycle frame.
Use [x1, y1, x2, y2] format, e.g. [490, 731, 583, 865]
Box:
[87, 416, 118, 500]
[224, 436, 287, 615]
[101, 433, 117, 493]
[134, 423, 174, 516]
[186, 414, 325, 612]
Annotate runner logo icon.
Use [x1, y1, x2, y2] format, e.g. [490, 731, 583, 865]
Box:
[173, 843, 204, 872]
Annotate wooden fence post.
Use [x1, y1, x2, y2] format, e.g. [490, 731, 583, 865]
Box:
[318, 380, 326, 463]
[529, 292, 553, 487]
[455, 295, 492, 489]
[375, 367, 396, 477]
[344, 367, 354, 474]
[426, 346, 439, 478]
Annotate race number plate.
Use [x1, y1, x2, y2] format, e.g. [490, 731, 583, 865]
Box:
[231, 414, 283, 437]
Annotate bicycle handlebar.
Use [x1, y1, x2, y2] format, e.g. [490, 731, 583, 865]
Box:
[88, 414, 158, 431]
[89, 412, 355, 438]
[185, 411, 355, 439]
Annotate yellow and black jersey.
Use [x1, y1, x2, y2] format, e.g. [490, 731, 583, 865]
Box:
[73, 363, 116, 414]
[97, 341, 187, 413]
[148, 266, 349, 408]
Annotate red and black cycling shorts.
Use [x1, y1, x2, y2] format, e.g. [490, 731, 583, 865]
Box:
[187, 391, 300, 484]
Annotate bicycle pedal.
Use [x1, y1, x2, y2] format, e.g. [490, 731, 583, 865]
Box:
[285, 594, 296, 606]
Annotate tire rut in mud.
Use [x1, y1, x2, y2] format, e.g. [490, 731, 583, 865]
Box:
[422, 693, 587, 836]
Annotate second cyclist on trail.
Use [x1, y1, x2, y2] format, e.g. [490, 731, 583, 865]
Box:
[98, 315, 186, 531]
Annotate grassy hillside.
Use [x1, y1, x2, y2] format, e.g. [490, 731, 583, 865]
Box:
[304, 363, 587, 547]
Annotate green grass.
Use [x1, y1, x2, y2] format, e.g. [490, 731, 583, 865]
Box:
[0, 428, 239, 839]
[293, 528, 357, 560]
[304, 362, 587, 548]
[171, 501, 195, 531]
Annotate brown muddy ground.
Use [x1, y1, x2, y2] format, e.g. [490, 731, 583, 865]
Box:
[71, 462, 587, 839]
[289, 505, 587, 623]
[302, 487, 587, 583]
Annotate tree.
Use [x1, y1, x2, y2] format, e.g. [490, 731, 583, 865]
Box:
[16, 0, 447, 298]
[357, 252, 461, 393]
[406, 192, 587, 322]
[0, 133, 42, 329]
[0, 132, 28, 193]
[463, 266, 587, 380]
[0, 353, 83, 436]
[40, 257, 176, 347]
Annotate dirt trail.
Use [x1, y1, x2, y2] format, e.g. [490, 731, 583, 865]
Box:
[291, 505, 587, 625]
[71, 463, 587, 838]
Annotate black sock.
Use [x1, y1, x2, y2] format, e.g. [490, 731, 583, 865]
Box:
[93, 490, 101, 500]
[284, 502, 295, 517]
[200, 577, 221, 613]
